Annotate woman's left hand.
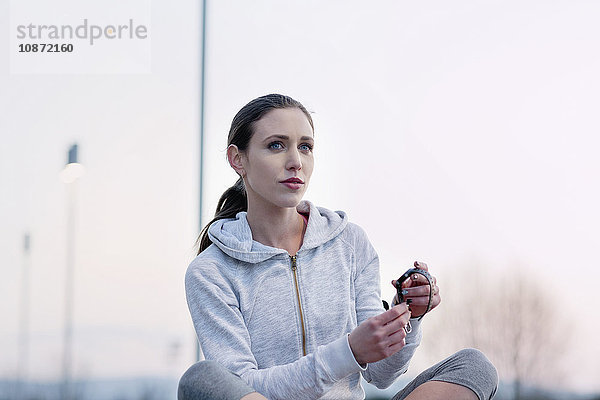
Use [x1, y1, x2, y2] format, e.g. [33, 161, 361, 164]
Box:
[391, 261, 441, 318]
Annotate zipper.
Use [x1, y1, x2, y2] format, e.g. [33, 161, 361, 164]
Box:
[290, 255, 307, 356]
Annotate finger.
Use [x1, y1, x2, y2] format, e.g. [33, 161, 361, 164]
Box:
[387, 326, 408, 343]
[395, 278, 415, 292]
[401, 277, 418, 289]
[414, 261, 428, 271]
[432, 293, 441, 308]
[403, 274, 429, 288]
[426, 284, 438, 296]
[376, 304, 408, 325]
[393, 277, 423, 291]
[392, 303, 412, 319]
[386, 339, 406, 357]
[405, 293, 440, 307]
[384, 317, 410, 338]
[404, 294, 434, 306]
[383, 312, 411, 336]
[401, 285, 431, 297]
[382, 304, 411, 326]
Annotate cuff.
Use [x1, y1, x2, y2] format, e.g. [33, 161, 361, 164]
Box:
[317, 335, 366, 382]
[346, 334, 368, 371]
[406, 318, 422, 342]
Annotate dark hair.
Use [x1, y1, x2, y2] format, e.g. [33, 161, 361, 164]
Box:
[196, 94, 314, 254]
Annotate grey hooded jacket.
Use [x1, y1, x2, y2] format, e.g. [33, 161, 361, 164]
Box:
[185, 200, 422, 399]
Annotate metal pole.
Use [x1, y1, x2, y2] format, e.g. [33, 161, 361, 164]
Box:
[62, 144, 80, 400]
[62, 180, 75, 400]
[17, 233, 31, 400]
[196, 0, 207, 362]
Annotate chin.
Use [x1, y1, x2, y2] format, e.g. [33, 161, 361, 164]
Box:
[249, 187, 307, 210]
[274, 193, 305, 209]
[276, 199, 303, 209]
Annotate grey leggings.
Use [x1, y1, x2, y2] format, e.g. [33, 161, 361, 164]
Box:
[178, 348, 498, 400]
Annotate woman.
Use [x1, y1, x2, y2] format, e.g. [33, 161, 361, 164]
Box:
[179, 94, 498, 400]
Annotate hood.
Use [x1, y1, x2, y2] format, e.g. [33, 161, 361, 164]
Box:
[207, 200, 348, 263]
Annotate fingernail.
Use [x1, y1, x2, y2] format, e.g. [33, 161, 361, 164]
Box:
[406, 299, 413, 305]
[401, 289, 409, 295]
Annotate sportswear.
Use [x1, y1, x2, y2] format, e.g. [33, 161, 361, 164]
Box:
[185, 200, 422, 400]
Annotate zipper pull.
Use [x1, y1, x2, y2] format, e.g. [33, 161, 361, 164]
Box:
[290, 255, 297, 270]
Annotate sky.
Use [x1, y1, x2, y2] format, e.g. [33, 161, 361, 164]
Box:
[1, 0, 599, 395]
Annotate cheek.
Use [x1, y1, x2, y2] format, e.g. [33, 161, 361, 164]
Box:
[304, 159, 314, 180]
[247, 156, 280, 182]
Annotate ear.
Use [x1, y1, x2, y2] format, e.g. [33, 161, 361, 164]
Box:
[227, 144, 245, 177]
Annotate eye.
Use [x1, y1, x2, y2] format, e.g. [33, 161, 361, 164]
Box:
[268, 141, 284, 150]
[299, 143, 313, 152]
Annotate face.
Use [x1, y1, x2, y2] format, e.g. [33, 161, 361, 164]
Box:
[234, 107, 314, 211]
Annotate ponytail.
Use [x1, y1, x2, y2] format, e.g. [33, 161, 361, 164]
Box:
[196, 178, 247, 254]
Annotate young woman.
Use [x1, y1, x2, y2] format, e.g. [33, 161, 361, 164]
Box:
[179, 94, 498, 400]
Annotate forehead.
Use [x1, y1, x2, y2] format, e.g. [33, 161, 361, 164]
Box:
[252, 108, 314, 140]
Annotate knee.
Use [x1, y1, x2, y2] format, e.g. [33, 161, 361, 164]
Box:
[456, 348, 498, 380]
[455, 348, 499, 399]
[178, 360, 224, 400]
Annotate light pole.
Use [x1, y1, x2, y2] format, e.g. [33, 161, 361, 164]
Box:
[60, 144, 85, 400]
[16, 233, 31, 400]
[196, 0, 207, 362]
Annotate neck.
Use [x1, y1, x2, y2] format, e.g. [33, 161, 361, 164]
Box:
[246, 202, 306, 256]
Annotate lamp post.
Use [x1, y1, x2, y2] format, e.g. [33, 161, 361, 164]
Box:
[60, 144, 84, 400]
[196, 0, 207, 362]
[16, 233, 31, 400]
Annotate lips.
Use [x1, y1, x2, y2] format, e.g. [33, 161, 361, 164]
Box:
[280, 177, 304, 190]
[281, 177, 304, 184]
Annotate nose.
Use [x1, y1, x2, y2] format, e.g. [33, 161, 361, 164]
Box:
[286, 147, 302, 171]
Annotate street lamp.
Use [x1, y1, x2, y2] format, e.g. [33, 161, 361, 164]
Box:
[60, 143, 84, 400]
[60, 145, 85, 184]
[16, 233, 31, 400]
[196, 0, 207, 363]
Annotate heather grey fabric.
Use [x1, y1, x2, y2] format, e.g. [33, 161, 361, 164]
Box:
[178, 360, 255, 400]
[185, 200, 423, 400]
[178, 349, 498, 400]
[391, 348, 498, 400]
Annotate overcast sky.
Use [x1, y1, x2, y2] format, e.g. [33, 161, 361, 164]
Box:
[1, 0, 599, 395]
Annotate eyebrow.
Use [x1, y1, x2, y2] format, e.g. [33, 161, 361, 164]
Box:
[262, 134, 314, 142]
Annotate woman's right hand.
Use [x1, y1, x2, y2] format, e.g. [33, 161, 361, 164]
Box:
[348, 304, 411, 365]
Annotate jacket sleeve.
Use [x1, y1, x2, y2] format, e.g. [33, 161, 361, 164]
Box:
[185, 259, 365, 400]
[350, 224, 423, 389]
